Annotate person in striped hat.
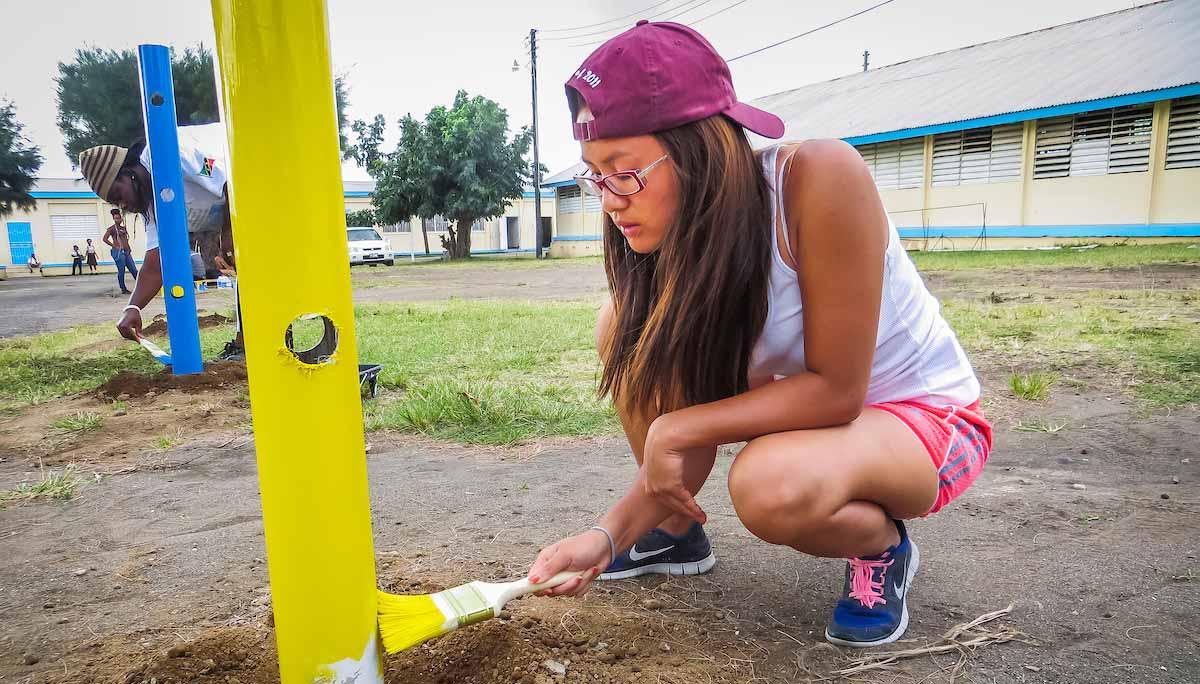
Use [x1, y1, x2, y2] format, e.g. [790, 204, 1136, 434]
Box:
[78, 131, 244, 361]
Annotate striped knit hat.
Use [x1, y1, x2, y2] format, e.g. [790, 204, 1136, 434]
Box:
[78, 145, 128, 200]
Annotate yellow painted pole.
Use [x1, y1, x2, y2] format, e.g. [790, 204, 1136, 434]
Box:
[209, 1, 382, 682]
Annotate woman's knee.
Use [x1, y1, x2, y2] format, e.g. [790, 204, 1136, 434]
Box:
[727, 436, 833, 545]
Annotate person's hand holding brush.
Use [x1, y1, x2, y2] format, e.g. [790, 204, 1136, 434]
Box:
[527, 531, 612, 597]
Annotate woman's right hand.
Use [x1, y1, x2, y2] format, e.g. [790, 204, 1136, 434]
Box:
[527, 530, 613, 598]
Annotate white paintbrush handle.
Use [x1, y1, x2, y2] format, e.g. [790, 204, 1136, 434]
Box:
[493, 571, 584, 608]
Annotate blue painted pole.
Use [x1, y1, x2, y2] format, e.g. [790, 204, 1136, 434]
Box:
[137, 44, 203, 375]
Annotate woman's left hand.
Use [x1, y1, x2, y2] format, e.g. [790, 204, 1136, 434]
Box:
[642, 413, 707, 524]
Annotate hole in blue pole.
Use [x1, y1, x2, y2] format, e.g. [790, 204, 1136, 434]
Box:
[150, 93, 165, 107]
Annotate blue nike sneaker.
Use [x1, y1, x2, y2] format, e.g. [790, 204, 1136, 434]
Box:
[825, 520, 920, 647]
[598, 522, 716, 580]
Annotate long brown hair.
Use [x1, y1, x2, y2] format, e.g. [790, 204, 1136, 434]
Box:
[599, 114, 772, 416]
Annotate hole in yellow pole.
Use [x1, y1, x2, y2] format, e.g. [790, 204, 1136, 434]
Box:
[284, 314, 338, 365]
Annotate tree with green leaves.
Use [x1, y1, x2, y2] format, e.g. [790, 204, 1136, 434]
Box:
[56, 45, 351, 163]
[0, 100, 43, 218]
[355, 91, 535, 259]
[345, 208, 377, 227]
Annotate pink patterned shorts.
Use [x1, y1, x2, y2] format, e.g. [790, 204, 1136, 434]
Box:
[873, 400, 993, 515]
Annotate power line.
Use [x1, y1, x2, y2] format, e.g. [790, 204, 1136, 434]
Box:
[727, 0, 896, 62]
[537, 0, 678, 34]
[542, 0, 715, 42]
[563, 0, 722, 47]
[690, 0, 752, 26]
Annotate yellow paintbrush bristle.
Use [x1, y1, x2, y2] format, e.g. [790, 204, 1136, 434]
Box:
[377, 589, 453, 654]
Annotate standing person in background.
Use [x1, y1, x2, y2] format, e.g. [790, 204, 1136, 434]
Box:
[70, 245, 84, 275]
[85, 239, 99, 274]
[102, 208, 138, 294]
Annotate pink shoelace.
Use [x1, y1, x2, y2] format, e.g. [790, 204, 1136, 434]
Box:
[847, 553, 893, 610]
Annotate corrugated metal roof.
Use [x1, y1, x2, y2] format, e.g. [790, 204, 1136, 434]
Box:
[541, 162, 587, 187]
[31, 178, 94, 193]
[748, 0, 1200, 144]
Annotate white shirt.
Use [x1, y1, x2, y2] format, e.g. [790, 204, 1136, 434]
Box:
[748, 145, 981, 407]
[138, 127, 228, 252]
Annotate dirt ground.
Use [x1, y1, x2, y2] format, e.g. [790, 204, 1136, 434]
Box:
[1, 261, 1198, 683]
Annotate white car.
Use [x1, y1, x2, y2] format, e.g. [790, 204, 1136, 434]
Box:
[346, 227, 393, 266]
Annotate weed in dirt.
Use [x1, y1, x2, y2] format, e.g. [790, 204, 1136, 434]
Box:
[0, 463, 82, 505]
[50, 411, 104, 433]
[1012, 418, 1067, 433]
[110, 399, 127, 412]
[155, 433, 183, 450]
[910, 243, 1199, 271]
[1076, 513, 1113, 526]
[1009, 372, 1057, 400]
[358, 301, 618, 444]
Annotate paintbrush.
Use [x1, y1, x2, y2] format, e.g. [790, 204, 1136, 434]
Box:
[377, 571, 581, 654]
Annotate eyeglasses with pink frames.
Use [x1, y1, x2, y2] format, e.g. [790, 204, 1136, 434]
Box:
[573, 154, 670, 197]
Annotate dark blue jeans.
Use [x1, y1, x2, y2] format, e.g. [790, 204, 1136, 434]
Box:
[111, 249, 138, 291]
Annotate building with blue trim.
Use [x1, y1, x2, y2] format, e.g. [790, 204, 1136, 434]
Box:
[3, 177, 555, 277]
[541, 0, 1200, 256]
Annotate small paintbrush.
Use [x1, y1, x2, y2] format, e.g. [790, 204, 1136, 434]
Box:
[377, 571, 580, 654]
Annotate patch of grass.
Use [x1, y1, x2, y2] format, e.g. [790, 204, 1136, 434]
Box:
[0, 322, 237, 411]
[1012, 418, 1067, 433]
[354, 254, 602, 274]
[1009, 372, 1057, 400]
[111, 400, 128, 412]
[357, 300, 618, 444]
[50, 411, 104, 434]
[0, 464, 82, 506]
[944, 299, 1200, 407]
[1075, 513, 1109, 526]
[154, 433, 183, 450]
[911, 243, 1199, 272]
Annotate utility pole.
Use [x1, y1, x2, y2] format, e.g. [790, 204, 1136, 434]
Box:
[530, 28, 544, 259]
[862, 50, 870, 72]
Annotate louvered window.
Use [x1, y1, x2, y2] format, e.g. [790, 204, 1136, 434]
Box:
[421, 215, 451, 232]
[1165, 96, 1200, 170]
[50, 214, 101, 241]
[558, 185, 583, 214]
[855, 138, 923, 190]
[932, 124, 1022, 186]
[1034, 104, 1153, 178]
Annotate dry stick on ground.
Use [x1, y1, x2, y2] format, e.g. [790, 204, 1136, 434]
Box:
[832, 604, 1031, 677]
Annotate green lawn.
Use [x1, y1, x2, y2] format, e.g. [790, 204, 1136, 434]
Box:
[357, 300, 616, 444]
[944, 297, 1200, 406]
[910, 243, 1199, 271]
[2, 244, 1196, 444]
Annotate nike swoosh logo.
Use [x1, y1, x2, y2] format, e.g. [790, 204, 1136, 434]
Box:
[893, 574, 907, 599]
[628, 545, 674, 561]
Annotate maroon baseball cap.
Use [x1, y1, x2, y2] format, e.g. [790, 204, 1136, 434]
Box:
[566, 20, 784, 142]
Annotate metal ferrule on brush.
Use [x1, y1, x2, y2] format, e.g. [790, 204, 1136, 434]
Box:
[433, 583, 495, 630]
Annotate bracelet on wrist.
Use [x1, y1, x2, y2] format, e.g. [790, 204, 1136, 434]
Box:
[589, 525, 617, 566]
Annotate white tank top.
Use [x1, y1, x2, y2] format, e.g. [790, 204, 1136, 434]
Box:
[748, 145, 981, 407]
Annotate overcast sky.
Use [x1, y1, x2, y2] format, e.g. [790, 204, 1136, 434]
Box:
[2, 0, 1150, 183]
